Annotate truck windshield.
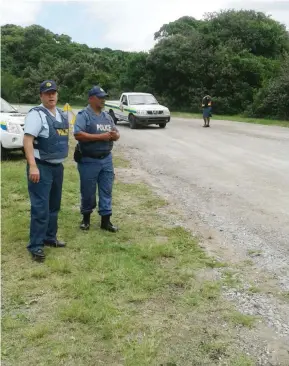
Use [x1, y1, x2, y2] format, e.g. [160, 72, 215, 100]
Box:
[0, 98, 18, 113]
[128, 95, 158, 105]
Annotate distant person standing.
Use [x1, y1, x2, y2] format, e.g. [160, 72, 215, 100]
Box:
[73, 85, 120, 232]
[202, 95, 212, 127]
[23, 80, 69, 262]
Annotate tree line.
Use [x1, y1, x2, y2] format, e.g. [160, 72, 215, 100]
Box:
[1, 9, 289, 120]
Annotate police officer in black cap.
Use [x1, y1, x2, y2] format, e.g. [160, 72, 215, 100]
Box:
[23, 80, 69, 262]
[73, 85, 120, 232]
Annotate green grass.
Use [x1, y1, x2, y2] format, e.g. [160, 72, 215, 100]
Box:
[231, 355, 255, 366]
[247, 249, 262, 257]
[113, 154, 131, 168]
[222, 270, 242, 288]
[226, 311, 257, 329]
[2, 143, 257, 365]
[248, 286, 261, 294]
[280, 291, 289, 303]
[171, 111, 289, 127]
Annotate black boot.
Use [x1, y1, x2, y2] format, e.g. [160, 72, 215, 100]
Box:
[30, 248, 45, 262]
[44, 239, 66, 247]
[80, 213, 90, 230]
[101, 215, 118, 233]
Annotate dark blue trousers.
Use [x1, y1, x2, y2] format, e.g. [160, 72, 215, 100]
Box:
[27, 161, 64, 253]
[77, 153, 114, 216]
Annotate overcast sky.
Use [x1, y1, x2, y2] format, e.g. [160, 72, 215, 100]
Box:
[1, 0, 288, 51]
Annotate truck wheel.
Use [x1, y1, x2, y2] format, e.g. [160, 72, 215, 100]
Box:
[129, 114, 138, 129]
[1, 145, 9, 160]
[159, 123, 167, 128]
[109, 110, 118, 125]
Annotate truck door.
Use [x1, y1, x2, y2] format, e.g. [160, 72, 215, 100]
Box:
[119, 95, 128, 120]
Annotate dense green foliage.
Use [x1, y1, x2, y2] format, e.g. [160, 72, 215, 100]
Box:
[1, 9, 289, 119]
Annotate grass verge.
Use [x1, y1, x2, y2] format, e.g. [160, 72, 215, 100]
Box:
[2, 143, 255, 365]
[171, 111, 289, 128]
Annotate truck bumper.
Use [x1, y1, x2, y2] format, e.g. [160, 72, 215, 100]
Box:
[135, 116, 171, 125]
[0, 131, 24, 150]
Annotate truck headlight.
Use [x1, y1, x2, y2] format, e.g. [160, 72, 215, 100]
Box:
[136, 110, 146, 115]
[163, 109, 170, 116]
[6, 122, 21, 134]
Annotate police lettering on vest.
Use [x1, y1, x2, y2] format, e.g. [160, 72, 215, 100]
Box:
[96, 124, 112, 132]
[77, 106, 116, 158]
[30, 106, 69, 161]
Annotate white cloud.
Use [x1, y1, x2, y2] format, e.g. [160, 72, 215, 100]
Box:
[0, 0, 43, 25]
[85, 0, 289, 50]
[1, 0, 288, 51]
[85, 0, 227, 51]
[0, 0, 80, 26]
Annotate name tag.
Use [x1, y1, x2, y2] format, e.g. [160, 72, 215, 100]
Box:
[57, 129, 69, 136]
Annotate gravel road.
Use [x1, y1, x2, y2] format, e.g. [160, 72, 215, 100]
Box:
[116, 118, 289, 287]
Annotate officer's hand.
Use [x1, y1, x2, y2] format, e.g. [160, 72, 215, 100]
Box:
[101, 132, 112, 141]
[29, 165, 40, 183]
[109, 131, 119, 141]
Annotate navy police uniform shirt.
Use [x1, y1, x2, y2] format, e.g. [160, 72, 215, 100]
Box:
[74, 105, 118, 162]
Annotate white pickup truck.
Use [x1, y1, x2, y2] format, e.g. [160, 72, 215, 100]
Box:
[105, 92, 171, 129]
[0, 97, 25, 159]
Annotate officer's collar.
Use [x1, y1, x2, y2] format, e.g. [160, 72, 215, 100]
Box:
[86, 105, 103, 116]
[40, 103, 59, 117]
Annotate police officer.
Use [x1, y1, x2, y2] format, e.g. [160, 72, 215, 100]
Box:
[202, 95, 212, 127]
[73, 85, 120, 232]
[23, 80, 69, 262]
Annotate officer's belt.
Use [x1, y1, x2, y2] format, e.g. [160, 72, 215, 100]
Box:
[35, 158, 62, 166]
[82, 152, 111, 159]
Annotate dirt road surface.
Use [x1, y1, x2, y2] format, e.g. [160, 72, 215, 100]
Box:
[116, 118, 289, 283]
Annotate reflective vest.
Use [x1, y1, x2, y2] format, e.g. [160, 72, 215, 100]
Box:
[78, 107, 114, 157]
[31, 106, 69, 161]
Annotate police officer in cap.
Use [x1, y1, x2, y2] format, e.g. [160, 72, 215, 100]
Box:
[23, 80, 69, 262]
[73, 85, 120, 232]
